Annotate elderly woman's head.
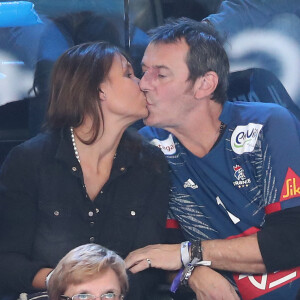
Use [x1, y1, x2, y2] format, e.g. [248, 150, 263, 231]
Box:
[48, 244, 128, 300]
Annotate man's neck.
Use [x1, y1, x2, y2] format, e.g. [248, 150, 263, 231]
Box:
[167, 101, 224, 158]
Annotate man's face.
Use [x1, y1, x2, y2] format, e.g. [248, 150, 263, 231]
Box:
[140, 39, 195, 129]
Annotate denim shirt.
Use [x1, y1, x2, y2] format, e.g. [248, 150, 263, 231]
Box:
[0, 128, 170, 294]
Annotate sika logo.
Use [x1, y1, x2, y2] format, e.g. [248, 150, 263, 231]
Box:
[231, 123, 263, 154]
[150, 134, 176, 155]
[232, 165, 251, 187]
[280, 168, 300, 201]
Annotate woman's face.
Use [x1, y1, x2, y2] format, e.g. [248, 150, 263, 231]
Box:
[100, 54, 148, 124]
[63, 268, 123, 300]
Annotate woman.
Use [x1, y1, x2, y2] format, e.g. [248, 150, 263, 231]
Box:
[0, 42, 169, 299]
[48, 243, 128, 300]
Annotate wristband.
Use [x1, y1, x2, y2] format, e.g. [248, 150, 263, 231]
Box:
[180, 241, 191, 267]
[180, 258, 212, 287]
[170, 257, 212, 293]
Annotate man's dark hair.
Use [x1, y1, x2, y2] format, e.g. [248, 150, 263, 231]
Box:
[148, 17, 229, 104]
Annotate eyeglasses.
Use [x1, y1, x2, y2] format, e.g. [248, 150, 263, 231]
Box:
[61, 293, 124, 300]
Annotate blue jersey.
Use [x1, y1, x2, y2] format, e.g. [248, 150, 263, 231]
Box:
[140, 101, 300, 300]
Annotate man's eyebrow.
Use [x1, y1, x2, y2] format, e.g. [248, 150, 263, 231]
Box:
[141, 62, 170, 70]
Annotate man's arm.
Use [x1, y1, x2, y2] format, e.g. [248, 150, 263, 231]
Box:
[126, 202, 300, 275]
[125, 233, 265, 274]
[201, 234, 265, 274]
[189, 266, 240, 300]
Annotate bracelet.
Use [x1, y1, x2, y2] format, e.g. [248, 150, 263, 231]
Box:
[180, 241, 191, 267]
[191, 240, 203, 261]
[180, 258, 212, 287]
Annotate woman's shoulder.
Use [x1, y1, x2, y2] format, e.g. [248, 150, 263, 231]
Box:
[16, 130, 59, 153]
[3, 130, 60, 166]
[123, 128, 168, 170]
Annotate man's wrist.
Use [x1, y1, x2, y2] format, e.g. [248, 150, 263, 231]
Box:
[180, 258, 212, 287]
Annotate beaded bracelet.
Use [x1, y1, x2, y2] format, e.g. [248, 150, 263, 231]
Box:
[191, 240, 203, 261]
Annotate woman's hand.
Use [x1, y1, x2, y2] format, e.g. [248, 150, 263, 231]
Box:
[125, 244, 182, 273]
[189, 266, 240, 300]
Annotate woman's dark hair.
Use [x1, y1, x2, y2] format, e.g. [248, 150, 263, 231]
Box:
[46, 41, 128, 144]
[148, 17, 229, 104]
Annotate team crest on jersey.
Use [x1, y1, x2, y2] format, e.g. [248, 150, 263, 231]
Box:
[232, 165, 251, 188]
[231, 123, 263, 154]
[150, 134, 176, 155]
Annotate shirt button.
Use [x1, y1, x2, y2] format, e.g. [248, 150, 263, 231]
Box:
[72, 167, 77, 172]
[54, 210, 60, 216]
[100, 190, 103, 194]
[130, 210, 136, 216]
[120, 167, 126, 172]
[95, 208, 100, 213]
[90, 222, 95, 227]
[88, 211, 94, 217]
[90, 237, 95, 242]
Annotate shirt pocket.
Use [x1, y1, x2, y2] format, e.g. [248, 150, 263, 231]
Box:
[37, 203, 77, 241]
[101, 204, 146, 258]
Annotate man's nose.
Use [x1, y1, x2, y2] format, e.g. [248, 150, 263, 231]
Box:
[139, 72, 151, 92]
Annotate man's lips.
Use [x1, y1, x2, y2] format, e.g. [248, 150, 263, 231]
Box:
[145, 99, 153, 106]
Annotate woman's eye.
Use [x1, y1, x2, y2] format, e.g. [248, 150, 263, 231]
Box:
[126, 72, 133, 78]
[158, 74, 166, 78]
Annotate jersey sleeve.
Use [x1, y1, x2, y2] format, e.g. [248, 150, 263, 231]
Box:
[262, 107, 300, 213]
[257, 107, 300, 271]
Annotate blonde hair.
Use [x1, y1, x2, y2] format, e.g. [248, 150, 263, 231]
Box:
[48, 244, 128, 300]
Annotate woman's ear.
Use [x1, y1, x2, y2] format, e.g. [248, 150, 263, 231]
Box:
[193, 71, 219, 100]
[98, 87, 107, 101]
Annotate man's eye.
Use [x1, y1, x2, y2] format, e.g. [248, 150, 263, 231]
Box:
[158, 74, 166, 78]
[127, 72, 133, 78]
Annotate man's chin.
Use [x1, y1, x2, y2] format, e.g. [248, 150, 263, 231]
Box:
[143, 114, 153, 126]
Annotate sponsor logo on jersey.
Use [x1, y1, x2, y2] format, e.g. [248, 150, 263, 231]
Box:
[280, 167, 300, 201]
[234, 267, 300, 300]
[231, 123, 263, 154]
[232, 165, 251, 187]
[183, 179, 198, 189]
[150, 134, 176, 155]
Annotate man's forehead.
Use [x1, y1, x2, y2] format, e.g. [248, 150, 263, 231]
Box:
[142, 41, 188, 68]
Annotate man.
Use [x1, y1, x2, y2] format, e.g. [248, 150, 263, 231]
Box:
[125, 18, 300, 299]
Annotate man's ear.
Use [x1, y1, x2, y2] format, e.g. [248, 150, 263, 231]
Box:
[193, 71, 218, 100]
